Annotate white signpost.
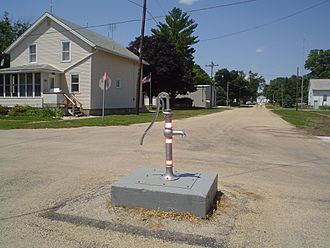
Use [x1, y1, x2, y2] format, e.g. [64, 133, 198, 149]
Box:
[99, 72, 111, 119]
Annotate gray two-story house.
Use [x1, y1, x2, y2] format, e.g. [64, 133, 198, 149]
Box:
[0, 12, 143, 115]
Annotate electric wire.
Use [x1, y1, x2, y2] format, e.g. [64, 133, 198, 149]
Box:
[201, 0, 330, 41]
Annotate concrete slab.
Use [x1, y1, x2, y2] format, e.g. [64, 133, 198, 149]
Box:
[111, 168, 218, 217]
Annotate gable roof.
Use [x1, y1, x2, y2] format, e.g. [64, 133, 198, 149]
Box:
[5, 12, 140, 63]
[310, 79, 330, 90]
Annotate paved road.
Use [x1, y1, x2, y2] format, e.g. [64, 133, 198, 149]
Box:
[0, 107, 329, 247]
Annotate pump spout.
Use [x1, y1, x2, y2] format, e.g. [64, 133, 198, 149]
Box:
[172, 130, 186, 137]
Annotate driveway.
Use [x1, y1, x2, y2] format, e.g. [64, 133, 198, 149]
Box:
[0, 107, 329, 247]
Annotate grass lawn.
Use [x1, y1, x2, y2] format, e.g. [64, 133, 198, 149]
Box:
[268, 105, 330, 136]
[0, 108, 227, 130]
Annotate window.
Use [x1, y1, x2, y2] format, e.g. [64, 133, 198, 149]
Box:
[29, 44, 37, 63]
[35, 73, 41, 97]
[71, 74, 79, 92]
[19, 74, 26, 97]
[116, 79, 121, 88]
[27, 73, 33, 97]
[12, 74, 18, 97]
[61, 41, 71, 62]
[323, 95, 327, 102]
[0, 75, 3, 96]
[5, 74, 10, 96]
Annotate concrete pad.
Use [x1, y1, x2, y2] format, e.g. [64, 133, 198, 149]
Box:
[111, 168, 218, 217]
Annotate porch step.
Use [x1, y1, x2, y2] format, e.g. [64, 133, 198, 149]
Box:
[68, 106, 85, 117]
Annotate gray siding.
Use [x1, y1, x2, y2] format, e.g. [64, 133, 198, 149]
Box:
[10, 17, 92, 71]
[64, 57, 92, 109]
[0, 98, 42, 107]
[90, 51, 138, 109]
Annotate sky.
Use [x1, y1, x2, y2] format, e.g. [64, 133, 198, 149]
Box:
[1, 0, 330, 83]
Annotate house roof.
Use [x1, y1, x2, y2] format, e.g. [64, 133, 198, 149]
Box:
[0, 64, 62, 74]
[5, 12, 141, 63]
[310, 79, 330, 90]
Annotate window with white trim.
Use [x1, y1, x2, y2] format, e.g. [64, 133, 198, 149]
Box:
[115, 79, 121, 88]
[61, 41, 71, 62]
[71, 74, 79, 92]
[29, 44, 37, 63]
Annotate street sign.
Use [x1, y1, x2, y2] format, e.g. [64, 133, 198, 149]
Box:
[99, 72, 111, 91]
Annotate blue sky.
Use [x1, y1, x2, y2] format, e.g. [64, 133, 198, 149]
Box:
[1, 0, 330, 83]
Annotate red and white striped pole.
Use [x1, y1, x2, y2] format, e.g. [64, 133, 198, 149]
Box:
[163, 108, 185, 181]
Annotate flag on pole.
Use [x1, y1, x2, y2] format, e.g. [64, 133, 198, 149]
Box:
[141, 74, 151, 84]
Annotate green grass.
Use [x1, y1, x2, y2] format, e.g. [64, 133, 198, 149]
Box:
[0, 108, 227, 130]
[269, 105, 330, 135]
[271, 109, 325, 127]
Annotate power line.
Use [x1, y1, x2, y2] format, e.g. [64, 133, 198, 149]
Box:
[201, 0, 330, 42]
[186, 0, 258, 13]
[12, 0, 261, 41]
[127, 0, 160, 25]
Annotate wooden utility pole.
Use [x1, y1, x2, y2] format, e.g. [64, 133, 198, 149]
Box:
[295, 67, 299, 111]
[135, 0, 147, 115]
[205, 61, 218, 108]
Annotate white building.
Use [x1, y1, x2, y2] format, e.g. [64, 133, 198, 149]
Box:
[177, 85, 217, 108]
[0, 12, 143, 115]
[308, 79, 330, 109]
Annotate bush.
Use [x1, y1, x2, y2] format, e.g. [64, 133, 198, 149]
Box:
[8, 105, 32, 116]
[174, 97, 193, 109]
[319, 105, 330, 110]
[0, 105, 9, 115]
[8, 105, 63, 118]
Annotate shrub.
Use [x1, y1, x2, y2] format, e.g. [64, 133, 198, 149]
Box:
[8, 105, 32, 116]
[39, 106, 63, 118]
[319, 105, 330, 110]
[174, 97, 193, 109]
[8, 105, 64, 118]
[0, 105, 9, 115]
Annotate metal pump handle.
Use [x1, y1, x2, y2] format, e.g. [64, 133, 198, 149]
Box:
[140, 92, 170, 145]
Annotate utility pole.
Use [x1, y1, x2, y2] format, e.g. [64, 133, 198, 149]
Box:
[301, 39, 305, 106]
[296, 67, 299, 111]
[135, 0, 147, 115]
[205, 61, 219, 81]
[205, 61, 218, 108]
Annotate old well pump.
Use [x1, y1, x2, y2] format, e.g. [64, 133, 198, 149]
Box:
[140, 92, 185, 181]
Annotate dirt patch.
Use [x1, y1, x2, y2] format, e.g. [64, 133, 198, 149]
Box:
[304, 116, 330, 136]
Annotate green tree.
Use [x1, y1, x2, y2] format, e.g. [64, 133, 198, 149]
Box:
[192, 64, 211, 85]
[128, 35, 194, 100]
[0, 12, 30, 68]
[246, 71, 265, 101]
[264, 76, 299, 107]
[305, 49, 330, 78]
[151, 7, 198, 64]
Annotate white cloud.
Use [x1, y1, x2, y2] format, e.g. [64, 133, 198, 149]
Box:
[256, 47, 265, 53]
[179, 0, 199, 5]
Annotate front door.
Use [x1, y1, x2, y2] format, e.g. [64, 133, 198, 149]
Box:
[49, 75, 55, 92]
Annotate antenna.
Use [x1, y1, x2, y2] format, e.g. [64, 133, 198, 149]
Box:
[108, 24, 117, 39]
[50, 0, 53, 14]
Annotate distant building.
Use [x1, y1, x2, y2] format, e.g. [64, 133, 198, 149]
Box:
[177, 85, 217, 108]
[308, 79, 330, 109]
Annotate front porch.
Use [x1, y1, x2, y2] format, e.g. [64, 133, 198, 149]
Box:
[0, 64, 84, 116]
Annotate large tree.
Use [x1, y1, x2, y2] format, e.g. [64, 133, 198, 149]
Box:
[264, 76, 300, 107]
[192, 64, 211, 85]
[128, 35, 194, 100]
[214, 69, 261, 104]
[0, 12, 30, 68]
[151, 7, 198, 64]
[305, 49, 330, 78]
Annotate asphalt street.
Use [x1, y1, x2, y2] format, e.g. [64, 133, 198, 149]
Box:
[0, 107, 329, 247]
